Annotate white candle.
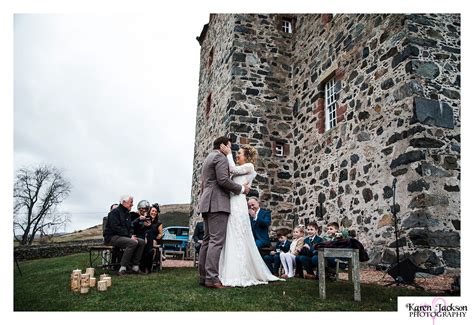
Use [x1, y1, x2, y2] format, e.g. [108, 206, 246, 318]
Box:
[103, 276, 112, 287]
[89, 277, 96, 287]
[97, 280, 107, 291]
[85, 268, 95, 277]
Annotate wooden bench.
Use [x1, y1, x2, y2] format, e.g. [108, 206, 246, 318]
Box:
[89, 244, 163, 271]
[318, 248, 361, 301]
[89, 245, 122, 270]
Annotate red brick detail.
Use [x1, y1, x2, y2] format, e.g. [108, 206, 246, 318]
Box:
[283, 144, 290, 156]
[336, 104, 347, 117]
[321, 14, 333, 25]
[335, 68, 345, 81]
[316, 118, 325, 134]
[240, 137, 249, 144]
[336, 104, 347, 123]
[314, 98, 325, 114]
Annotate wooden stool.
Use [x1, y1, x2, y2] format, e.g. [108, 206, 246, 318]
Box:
[318, 248, 361, 301]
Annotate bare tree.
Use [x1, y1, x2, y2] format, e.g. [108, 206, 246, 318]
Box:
[13, 165, 72, 245]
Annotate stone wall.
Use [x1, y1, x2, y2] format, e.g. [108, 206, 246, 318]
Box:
[14, 239, 103, 261]
[191, 14, 460, 273]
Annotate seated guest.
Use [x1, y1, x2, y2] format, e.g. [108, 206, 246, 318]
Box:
[104, 195, 146, 276]
[140, 203, 163, 273]
[295, 222, 323, 279]
[150, 203, 163, 245]
[263, 229, 291, 276]
[131, 200, 153, 240]
[279, 225, 305, 278]
[192, 220, 204, 254]
[321, 221, 350, 242]
[102, 203, 118, 239]
[248, 198, 271, 249]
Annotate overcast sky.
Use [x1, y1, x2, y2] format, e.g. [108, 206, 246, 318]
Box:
[14, 13, 209, 232]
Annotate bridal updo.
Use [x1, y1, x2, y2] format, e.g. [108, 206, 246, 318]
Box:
[241, 144, 258, 165]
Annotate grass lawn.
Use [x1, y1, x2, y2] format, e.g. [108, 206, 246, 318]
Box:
[14, 253, 437, 311]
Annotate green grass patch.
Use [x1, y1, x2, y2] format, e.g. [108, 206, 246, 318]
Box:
[15, 253, 436, 311]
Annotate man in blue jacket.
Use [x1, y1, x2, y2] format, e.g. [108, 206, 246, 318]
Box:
[248, 198, 271, 249]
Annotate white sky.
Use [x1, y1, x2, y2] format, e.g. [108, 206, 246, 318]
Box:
[13, 13, 206, 232]
[1, 0, 473, 322]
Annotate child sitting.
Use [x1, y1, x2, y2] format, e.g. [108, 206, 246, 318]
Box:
[295, 221, 323, 279]
[279, 225, 305, 279]
[263, 229, 291, 276]
[320, 221, 350, 242]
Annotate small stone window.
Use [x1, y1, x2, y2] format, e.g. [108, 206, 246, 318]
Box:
[282, 19, 292, 33]
[273, 141, 289, 157]
[325, 76, 338, 131]
[275, 144, 284, 157]
[205, 93, 212, 119]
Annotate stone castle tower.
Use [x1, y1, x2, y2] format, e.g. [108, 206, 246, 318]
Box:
[190, 14, 460, 273]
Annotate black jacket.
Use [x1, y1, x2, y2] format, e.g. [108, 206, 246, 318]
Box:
[104, 204, 132, 244]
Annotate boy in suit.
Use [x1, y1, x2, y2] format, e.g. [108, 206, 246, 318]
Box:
[295, 221, 323, 279]
[263, 229, 291, 275]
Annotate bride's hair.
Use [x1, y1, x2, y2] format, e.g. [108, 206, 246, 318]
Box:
[241, 144, 258, 165]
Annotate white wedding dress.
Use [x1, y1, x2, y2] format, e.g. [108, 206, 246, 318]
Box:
[218, 154, 282, 287]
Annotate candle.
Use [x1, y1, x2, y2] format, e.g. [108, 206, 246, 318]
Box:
[89, 277, 96, 287]
[85, 268, 95, 277]
[97, 280, 107, 291]
[99, 273, 109, 281]
[70, 269, 82, 292]
[80, 274, 90, 294]
[103, 276, 112, 287]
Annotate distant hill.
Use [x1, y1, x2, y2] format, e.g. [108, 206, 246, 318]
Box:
[54, 203, 190, 242]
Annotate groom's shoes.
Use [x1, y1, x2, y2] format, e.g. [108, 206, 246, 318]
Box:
[205, 281, 226, 289]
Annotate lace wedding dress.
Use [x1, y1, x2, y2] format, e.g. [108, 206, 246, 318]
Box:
[218, 154, 282, 287]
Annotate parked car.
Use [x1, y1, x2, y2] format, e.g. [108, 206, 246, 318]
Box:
[162, 226, 189, 251]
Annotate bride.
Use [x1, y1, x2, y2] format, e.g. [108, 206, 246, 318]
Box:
[218, 143, 282, 287]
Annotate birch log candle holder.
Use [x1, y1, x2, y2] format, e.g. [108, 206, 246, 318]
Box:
[103, 276, 112, 287]
[97, 280, 107, 291]
[85, 268, 95, 278]
[70, 269, 82, 292]
[99, 273, 109, 281]
[80, 274, 90, 294]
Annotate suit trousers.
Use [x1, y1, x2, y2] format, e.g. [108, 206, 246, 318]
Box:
[263, 253, 281, 275]
[110, 235, 146, 268]
[199, 211, 229, 285]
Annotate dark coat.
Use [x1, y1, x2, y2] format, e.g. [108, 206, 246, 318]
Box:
[275, 239, 291, 253]
[192, 221, 204, 243]
[104, 204, 132, 244]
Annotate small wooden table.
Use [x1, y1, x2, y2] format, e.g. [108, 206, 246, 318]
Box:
[318, 248, 361, 301]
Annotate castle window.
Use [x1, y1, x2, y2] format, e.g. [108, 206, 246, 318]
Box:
[205, 93, 212, 119]
[325, 76, 338, 130]
[281, 19, 292, 33]
[275, 144, 284, 157]
[273, 141, 289, 157]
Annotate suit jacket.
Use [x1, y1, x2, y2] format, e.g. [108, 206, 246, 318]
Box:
[276, 239, 291, 253]
[299, 235, 323, 256]
[250, 209, 271, 246]
[197, 150, 242, 214]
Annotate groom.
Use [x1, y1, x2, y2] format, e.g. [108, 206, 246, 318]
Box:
[197, 136, 250, 288]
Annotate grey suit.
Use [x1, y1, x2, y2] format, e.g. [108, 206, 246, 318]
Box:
[197, 150, 242, 285]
